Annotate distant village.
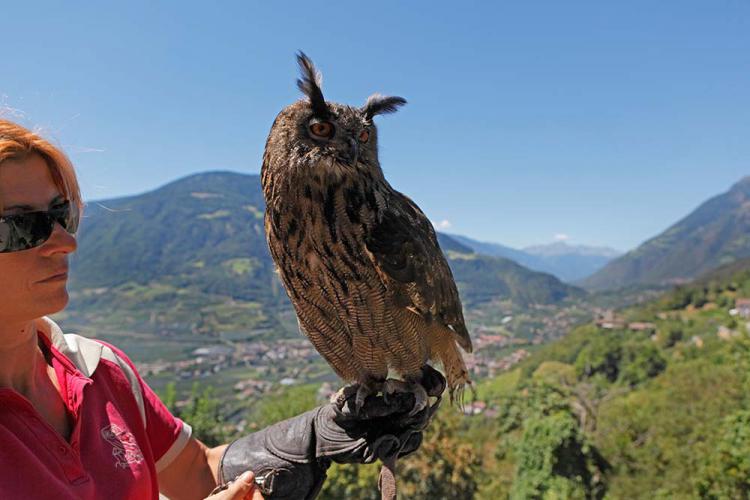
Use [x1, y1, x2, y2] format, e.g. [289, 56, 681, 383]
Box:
[594, 297, 750, 341]
[136, 323, 537, 414]
[137, 338, 321, 401]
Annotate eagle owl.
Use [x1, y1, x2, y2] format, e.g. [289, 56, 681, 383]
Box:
[262, 53, 473, 410]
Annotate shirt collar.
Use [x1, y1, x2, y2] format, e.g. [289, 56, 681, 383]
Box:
[34, 316, 103, 377]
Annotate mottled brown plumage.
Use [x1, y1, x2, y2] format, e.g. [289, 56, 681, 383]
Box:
[261, 53, 473, 406]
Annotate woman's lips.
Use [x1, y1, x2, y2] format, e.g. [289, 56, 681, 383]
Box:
[38, 271, 68, 283]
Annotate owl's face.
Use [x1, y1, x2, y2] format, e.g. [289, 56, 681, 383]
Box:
[264, 53, 406, 178]
[286, 101, 379, 169]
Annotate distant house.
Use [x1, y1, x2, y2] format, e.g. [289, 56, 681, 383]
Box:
[595, 310, 625, 329]
[628, 322, 656, 332]
[736, 298, 750, 319]
[463, 401, 487, 416]
[192, 345, 233, 358]
[717, 325, 738, 341]
[474, 334, 509, 350]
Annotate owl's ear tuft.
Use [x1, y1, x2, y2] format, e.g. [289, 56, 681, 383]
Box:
[361, 94, 407, 121]
[296, 51, 329, 118]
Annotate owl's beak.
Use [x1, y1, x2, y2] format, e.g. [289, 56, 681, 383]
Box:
[347, 137, 359, 165]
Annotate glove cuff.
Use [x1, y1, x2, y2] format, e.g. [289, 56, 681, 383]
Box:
[218, 408, 330, 499]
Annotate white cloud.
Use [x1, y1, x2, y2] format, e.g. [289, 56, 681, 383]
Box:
[433, 219, 452, 230]
[554, 233, 570, 241]
[73, 146, 106, 154]
[65, 145, 106, 153]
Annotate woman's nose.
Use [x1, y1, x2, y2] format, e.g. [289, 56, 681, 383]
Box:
[39, 222, 78, 255]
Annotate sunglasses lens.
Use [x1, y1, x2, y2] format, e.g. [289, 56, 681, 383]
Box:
[67, 203, 80, 233]
[0, 201, 79, 253]
[0, 212, 54, 253]
[51, 201, 80, 234]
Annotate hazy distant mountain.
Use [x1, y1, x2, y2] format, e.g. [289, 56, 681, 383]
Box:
[523, 242, 621, 259]
[435, 235, 586, 307]
[582, 176, 750, 291]
[450, 235, 620, 283]
[65, 172, 584, 337]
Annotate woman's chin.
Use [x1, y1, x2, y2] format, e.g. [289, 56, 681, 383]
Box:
[41, 289, 70, 316]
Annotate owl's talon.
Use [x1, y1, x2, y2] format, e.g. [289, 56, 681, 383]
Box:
[383, 379, 429, 416]
[332, 383, 360, 409]
[354, 382, 381, 415]
[408, 387, 429, 417]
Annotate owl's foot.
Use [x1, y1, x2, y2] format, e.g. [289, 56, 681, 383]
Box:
[331, 380, 385, 415]
[331, 383, 358, 408]
[382, 378, 429, 417]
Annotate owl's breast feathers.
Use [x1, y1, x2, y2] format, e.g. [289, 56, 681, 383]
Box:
[264, 162, 472, 342]
[263, 160, 472, 388]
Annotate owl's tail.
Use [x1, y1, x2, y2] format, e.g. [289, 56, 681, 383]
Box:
[433, 330, 473, 408]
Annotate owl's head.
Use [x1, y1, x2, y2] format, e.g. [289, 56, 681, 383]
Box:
[266, 52, 406, 173]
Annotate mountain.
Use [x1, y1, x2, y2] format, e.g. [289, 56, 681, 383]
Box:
[64, 171, 584, 338]
[66, 171, 292, 340]
[437, 241, 587, 308]
[72, 171, 274, 298]
[448, 234, 533, 264]
[522, 241, 621, 259]
[582, 176, 750, 291]
[450, 234, 620, 283]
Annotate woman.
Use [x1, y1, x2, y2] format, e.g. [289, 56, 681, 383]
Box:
[0, 119, 434, 499]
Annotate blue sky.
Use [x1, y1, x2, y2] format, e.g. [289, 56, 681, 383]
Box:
[2, 1, 748, 251]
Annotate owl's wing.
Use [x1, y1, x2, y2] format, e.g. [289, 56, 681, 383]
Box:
[365, 191, 473, 353]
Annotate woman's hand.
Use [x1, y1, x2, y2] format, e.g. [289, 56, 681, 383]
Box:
[205, 471, 264, 500]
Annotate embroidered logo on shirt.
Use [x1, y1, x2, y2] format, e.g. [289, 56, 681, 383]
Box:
[100, 423, 144, 469]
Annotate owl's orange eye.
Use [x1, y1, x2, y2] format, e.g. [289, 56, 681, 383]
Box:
[359, 129, 370, 143]
[309, 121, 334, 139]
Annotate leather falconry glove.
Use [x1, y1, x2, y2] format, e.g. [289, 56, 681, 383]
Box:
[214, 370, 446, 499]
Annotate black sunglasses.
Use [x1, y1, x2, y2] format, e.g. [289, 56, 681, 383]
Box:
[0, 201, 80, 253]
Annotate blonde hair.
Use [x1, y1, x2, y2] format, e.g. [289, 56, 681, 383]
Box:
[0, 119, 82, 211]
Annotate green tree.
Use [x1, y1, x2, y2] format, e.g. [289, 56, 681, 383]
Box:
[162, 381, 177, 410]
[179, 383, 228, 446]
[322, 410, 481, 500]
[696, 410, 750, 499]
[532, 362, 577, 387]
[321, 463, 381, 500]
[595, 357, 745, 498]
[496, 381, 571, 435]
[398, 410, 481, 500]
[253, 384, 318, 428]
[659, 324, 683, 348]
[575, 334, 623, 383]
[692, 287, 709, 308]
[618, 342, 666, 387]
[512, 410, 608, 500]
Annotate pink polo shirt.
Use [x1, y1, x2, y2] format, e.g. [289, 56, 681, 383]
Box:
[0, 318, 192, 499]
